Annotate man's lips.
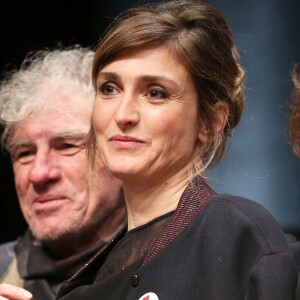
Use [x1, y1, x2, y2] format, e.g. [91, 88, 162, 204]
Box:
[34, 196, 66, 204]
[32, 196, 68, 212]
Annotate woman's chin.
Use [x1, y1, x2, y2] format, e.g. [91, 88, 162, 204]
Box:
[110, 169, 142, 181]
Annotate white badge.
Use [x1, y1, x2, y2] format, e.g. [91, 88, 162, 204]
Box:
[138, 292, 159, 300]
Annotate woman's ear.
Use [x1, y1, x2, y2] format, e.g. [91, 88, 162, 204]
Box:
[197, 120, 209, 145]
[214, 101, 229, 134]
[197, 101, 229, 144]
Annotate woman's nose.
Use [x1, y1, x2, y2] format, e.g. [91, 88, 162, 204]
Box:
[114, 94, 140, 130]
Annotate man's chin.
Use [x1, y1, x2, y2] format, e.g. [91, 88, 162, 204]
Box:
[29, 221, 81, 243]
[31, 229, 65, 242]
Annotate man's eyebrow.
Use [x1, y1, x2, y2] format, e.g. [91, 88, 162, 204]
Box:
[51, 131, 88, 141]
[8, 132, 88, 152]
[8, 139, 34, 153]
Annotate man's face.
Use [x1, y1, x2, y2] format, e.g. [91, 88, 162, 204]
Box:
[10, 89, 122, 243]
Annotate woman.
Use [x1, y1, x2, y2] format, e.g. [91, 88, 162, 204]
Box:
[289, 65, 300, 273]
[57, 0, 297, 299]
[289, 64, 300, 160]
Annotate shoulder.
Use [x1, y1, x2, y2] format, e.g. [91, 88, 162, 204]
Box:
[290, 241, 300, 252]
[196, 194, 288, 254]
[0, 241, 16, 278]
[0, 241, 16, 259]
[205, 193, 279, 224]
[290, 241, 300, 270]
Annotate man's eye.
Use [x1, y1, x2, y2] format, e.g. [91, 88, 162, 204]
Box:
[62, 143, 76, 149]
[13, 150, 35, 163]
[57, 143, 83, 155]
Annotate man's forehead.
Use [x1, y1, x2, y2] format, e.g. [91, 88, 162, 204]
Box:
[13, 112, 90, 138]
[9, 101, 91, 149]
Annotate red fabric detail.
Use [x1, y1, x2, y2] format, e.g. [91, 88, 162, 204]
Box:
[142, 176, 215, 266]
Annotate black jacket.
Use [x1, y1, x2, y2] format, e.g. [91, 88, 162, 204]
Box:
[0, 231, 106, 300]
[291, 242, 300, 271]
[57, 177, 297, 300]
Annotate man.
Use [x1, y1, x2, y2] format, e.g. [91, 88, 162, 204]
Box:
[0, 47, 126, 300]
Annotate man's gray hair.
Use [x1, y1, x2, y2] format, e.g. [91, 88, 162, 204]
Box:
[0, 46, 95, 150]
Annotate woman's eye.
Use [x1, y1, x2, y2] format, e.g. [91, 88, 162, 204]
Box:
[98, 82, 118, 95]
[146, 87, 170, 100]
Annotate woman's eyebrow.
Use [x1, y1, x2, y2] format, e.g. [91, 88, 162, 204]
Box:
[98, 72, 180, 89]
[97, 72, 120, 82]
[139, 75, 179, 87]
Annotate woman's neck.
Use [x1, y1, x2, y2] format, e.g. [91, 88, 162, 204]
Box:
[123, 168, 191, 230]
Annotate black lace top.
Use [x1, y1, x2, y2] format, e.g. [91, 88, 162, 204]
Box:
[74, 211, 174, 299]
[96, 211, 174, 283]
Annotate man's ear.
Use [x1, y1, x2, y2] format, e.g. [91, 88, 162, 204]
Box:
[197, 101, 229, 144]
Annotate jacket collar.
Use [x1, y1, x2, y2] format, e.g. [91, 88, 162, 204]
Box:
[143, 175, 215, 266]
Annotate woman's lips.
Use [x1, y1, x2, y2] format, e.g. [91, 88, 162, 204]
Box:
[109, 135, 145, 148]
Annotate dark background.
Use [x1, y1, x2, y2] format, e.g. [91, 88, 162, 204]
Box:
[1, 0, 300, 243]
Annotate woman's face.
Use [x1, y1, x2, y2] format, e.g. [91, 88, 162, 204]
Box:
[92, 44, 208, 183]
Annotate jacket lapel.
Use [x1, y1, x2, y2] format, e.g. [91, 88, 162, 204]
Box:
[142, 176, 216, 266]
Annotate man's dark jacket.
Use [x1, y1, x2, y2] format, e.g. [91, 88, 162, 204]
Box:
[0, 231, 105, 300]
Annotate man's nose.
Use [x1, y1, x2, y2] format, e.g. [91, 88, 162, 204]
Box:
[28, 151, 61, 185]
